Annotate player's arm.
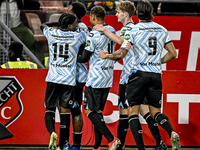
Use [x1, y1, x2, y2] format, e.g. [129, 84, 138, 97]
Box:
[40, 22, 59, 31]
[99, 48, 128, 61]
[93, 24, 124, 45]
[99, 41, 131, 61]
[161, 42, 177, 64]
[77, 49, 93, 63]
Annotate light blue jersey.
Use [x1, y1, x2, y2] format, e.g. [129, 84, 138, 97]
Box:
[85, 24, 116, 88]
[76, 22, 89, 83]
[121, 21, 171, 74]
[43, 26, 86, 86]
[119, 23, 135, 85]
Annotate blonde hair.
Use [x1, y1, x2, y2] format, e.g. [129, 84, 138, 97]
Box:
[116, 1, 136, 17]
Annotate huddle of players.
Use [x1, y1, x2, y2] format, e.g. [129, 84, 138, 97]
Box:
[41, 0, 181, 150]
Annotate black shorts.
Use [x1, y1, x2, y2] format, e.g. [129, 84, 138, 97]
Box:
[118, 84, 129, 108]
[126, 71, 162, 108]
[74, 81, 85, 107]
[84, 86, 110, 112]
[45, 82, 76, 109]
[118, 84, 149, 108]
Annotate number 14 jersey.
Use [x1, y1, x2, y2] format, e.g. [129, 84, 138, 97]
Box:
[43, 27, 86, 86]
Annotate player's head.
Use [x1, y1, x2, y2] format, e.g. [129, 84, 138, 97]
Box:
[58, 13, 77, 31]
[136, 0, 153, 21]
[66, 2, 87, 20]
[90, 6, 106, 26]
[116, 1, 135, 18]
[8, 41, 23, 58]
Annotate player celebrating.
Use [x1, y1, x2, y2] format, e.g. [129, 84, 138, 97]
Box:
[77, 6, 120, 150]
[40, 13, 86, 150]
[65, 2, 90, 150]
[99, 0, 181, 150]
[93, 1, 167, 150]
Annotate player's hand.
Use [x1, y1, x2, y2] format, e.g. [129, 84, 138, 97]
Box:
[93, 24, 104, 32]
[122, 41, 132, 50]
[99, 50, 108, 59]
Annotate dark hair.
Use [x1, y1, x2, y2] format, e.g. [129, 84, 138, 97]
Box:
[71, 2, 87, 20]
[9, 42, 23, 54]
[90, 6, 106, 20]
[58, 13, 76, 29]
[137, 0, 153, 20]
[117, 1, 136, 17]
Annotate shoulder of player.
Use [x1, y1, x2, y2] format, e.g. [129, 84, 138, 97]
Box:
[103, 24, 116, 32]
[44, 26, 53, 32]
[152, 21, 168, 32]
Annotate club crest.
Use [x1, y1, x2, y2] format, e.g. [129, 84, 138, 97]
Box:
[0, 76, 24, 127]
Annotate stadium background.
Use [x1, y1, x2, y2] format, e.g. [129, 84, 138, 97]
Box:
[1, 0, 200, 149]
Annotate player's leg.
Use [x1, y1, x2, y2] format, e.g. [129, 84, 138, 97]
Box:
[58, 107, 71, 150]
[93, 111, 103, 150]
[117, 84, 129, 150]
[126, 71, 147, 150]
[70, 81, 85, 150]
[117, 107, 128, 150]
[140, 104, 167, 150]
[85, 86, 121, 150]
[128, 105, 145, 150]
[150, 106, 181, 150]
[45, 108, 58, 150]
[58, 103, 71, 150]
[44, 82, 60, 150]
[71, 106, 83, 150]
[58, 84, 76, 150]
[148, 73, 181, 150]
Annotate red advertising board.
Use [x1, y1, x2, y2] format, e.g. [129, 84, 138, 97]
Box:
[0, 69, 200, 147]
[0, 15, 200, 147]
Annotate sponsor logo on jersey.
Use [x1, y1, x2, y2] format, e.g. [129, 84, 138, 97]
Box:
[86, 40, 91, 46]
[121, 29, 127, 35]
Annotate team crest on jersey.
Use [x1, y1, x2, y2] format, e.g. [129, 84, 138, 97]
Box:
[0, 76, 24, 128]
[86, 40, 91, 46]
[124, 34, 131, 40]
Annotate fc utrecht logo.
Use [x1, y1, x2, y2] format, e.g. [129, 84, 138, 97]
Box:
[0, 76, 24, 127]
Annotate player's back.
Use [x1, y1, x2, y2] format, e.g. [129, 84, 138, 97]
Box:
[85, 24, 116, 88]
[127, 21, 170, 74]
[43, 27, 86, 86]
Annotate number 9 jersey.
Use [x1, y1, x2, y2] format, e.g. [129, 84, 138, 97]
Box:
[43, 26, 86, 86]
[121, 21, 171, 74]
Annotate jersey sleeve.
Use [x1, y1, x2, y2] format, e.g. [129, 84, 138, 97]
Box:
[165, 32, 172, 44]
[43, 26, 50, 37]
[121, 30, 132, 50]
[84, 32, 96, 53]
